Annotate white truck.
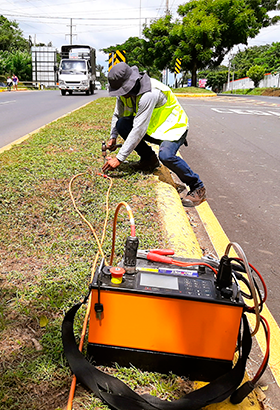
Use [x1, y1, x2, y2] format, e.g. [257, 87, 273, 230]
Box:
[57, 45, 96, 95]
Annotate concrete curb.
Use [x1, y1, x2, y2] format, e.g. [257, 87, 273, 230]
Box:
[0, 88, 29, 92]
[174, 93, 217, 98]
[153, 165, 203, 259]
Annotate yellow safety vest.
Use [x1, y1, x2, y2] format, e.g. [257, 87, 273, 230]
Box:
[120, 78, 188, 141]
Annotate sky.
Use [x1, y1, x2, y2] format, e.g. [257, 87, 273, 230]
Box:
[1, 0, 280, 80]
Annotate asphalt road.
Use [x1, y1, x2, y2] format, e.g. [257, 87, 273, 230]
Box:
[179, 94, 280, 324]
[0, 89, 108, 149]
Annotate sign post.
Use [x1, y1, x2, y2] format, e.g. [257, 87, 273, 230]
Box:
[175, 58, 182, 88]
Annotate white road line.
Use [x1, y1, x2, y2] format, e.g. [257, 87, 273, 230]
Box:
[211, 107, 280, 116]
[0, 100, 16, 106]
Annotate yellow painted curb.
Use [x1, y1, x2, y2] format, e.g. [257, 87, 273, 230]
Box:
[197, 201, 280, 388]
[0, 88, 28, 92]
[0, 132, 38, 154]
[153, 165, 203, 259]
[194, 380, 260, 409]
[174, 93, 217, 98]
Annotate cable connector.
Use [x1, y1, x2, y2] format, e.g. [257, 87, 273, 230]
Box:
[94, 302, 103, 320]
[217, 255, 232, 289]
[123, 236, 139, 274]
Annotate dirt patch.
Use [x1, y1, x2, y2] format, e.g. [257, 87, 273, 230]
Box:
[170, 172, 217, 258]
[261, 88, 280, 97]
[184, 206, 217, 258]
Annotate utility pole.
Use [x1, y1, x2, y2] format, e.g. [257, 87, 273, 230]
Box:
[165, 0, 170, 15]
[164, 0, 169, 85]
[139, 0, 141, 38]
[227, 58, 231, 92]
[227, 53, 235, 92]
[66, 18, 77, 45]
[232, 63, 235, 92]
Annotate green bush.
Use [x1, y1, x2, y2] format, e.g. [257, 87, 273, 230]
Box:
[246, 65, 265, 88]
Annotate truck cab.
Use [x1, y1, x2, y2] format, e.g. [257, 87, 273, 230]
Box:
[58, 45, 96, 95]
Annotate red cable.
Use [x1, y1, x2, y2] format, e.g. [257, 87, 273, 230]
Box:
[234, 258, 267, 303]
[146, 253, 217, 275]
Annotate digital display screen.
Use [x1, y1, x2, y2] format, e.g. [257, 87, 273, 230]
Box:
[140, 273, 179, 290]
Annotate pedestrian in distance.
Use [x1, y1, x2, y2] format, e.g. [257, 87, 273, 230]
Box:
[12, 74, 19, 91]
[102, 62, 206, 207]
[6, 76, 13, 91]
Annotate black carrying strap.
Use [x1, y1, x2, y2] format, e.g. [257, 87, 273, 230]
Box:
[62, 303, 252, 410]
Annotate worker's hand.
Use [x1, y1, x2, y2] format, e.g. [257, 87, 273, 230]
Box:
[102, 157, 121, 172]
[107, 138, 117, 151]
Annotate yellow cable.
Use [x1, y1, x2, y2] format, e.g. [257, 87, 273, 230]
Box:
[67, 170, 113, 410]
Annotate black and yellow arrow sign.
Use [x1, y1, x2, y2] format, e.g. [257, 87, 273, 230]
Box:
[114, 50, 126, 65]
[175, 58, 182, 74]
[108, 50, 126, 71]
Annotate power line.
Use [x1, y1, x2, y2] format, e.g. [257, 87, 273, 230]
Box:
[1, 0, 69, 39]
[2, 13, 157, 20]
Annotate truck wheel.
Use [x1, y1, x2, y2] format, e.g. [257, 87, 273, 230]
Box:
[86, 90, 90, 95]
[61, 90, 66, 96]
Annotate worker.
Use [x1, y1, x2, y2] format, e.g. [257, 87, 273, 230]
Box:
[102, 62, 206, 207]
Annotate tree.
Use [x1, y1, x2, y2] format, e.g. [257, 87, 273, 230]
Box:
[204, 70, 229, 92]
[229, 42, 280, 80]
[231, 45, 271, 77]
[261, 42, 280, 74]
[102, 0, 280, 87]
[173, 0, 280, 86]
[0, 50, 32, 80]
[102, 36, 162, 79]
[0, 15, 31, 79]
[96, 64, 107, 87]
[0, 15, 29, 52]
[142, 15, 176, 74]
[247, 65, 265, 87]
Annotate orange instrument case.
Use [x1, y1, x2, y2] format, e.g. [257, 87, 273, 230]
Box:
[87, 258, 244, 381]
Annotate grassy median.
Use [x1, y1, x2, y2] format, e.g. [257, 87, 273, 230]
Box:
[0, 97, 194, 410]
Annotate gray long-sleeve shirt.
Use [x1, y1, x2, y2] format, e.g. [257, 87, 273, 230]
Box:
[111, 88, 167, 163]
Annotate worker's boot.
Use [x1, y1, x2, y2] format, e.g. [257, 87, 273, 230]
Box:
[132, 153, 160, 172]
[181, 186, 206, 207]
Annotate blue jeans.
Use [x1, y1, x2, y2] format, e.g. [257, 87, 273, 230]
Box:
[116, 117, 203, 191]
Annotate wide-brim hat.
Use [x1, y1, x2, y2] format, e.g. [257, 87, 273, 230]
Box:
[108, 62, 140, 96]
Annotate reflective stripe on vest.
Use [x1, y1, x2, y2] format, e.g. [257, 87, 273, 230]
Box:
[120, 78, 188, 141]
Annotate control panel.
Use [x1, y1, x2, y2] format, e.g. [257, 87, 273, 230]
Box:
[137, 272, 215, 299]
[91, 257, 243, 307]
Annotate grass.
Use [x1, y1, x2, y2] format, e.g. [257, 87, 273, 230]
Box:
[173, 86, 215, 94]
[174, 86, 280, 97]
[222, 87, 266, 95]
[0, 96, 193, 410]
